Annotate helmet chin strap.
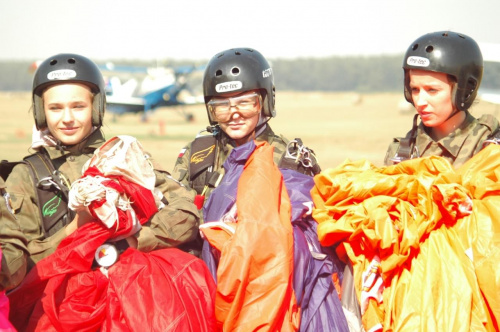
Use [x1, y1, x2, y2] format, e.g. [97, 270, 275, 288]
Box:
[254, 114, 270, 135]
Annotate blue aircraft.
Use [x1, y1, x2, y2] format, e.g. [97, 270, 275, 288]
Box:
[102, 63, 205, 122]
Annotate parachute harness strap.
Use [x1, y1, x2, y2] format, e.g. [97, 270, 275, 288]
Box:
[390, 113, 420, 164]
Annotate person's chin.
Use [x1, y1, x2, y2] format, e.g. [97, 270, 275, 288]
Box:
[58, 135, 83, 146]
[228, 134, 244, 140]
[226, 126, 245, 136]
[421, 119, 437, 127]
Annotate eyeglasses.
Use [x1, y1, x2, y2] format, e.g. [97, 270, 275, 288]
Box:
[207, 92, 262, 122]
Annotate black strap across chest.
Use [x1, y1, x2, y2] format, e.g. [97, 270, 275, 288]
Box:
[23, 153, 74, 237]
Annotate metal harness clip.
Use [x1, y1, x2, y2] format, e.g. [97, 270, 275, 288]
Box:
[390, 146, 420, 165]
[285, 139, 314, 168]
[36, 170, 71, 192]
[482, 138, 500, 148]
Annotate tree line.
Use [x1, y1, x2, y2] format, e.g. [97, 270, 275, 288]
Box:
[1, 55, 499, 92]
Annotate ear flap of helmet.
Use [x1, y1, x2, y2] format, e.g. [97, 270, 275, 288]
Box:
[403, 70, 412, 105]
[260, 86, 276, 118]
[33, 94, 46, 129]
[92, 91, 104, 127]
[456, 76, 480, 111]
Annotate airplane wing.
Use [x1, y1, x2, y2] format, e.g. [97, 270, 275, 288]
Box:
[106, 95, 145, 115]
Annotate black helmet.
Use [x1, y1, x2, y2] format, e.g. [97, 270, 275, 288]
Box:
[32, 53, 106, 129]
[403, 31, 483, 111]
[203, 48, 275, 125]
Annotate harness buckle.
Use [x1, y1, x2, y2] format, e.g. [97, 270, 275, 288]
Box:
[37, 176, 61, 191]
[390, 146, 419, 165]
[285, 139, 315, 168]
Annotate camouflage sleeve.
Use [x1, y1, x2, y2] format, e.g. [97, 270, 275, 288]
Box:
[384, 138, 401, 166]
[0, 166, 29, 290]
[133, 159, 200, 252]
[171, 143, 192, 187]
[6, 163, 69, 269]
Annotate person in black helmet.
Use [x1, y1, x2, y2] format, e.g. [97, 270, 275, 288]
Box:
[384, 31, 499, 167]
[0, 53, 200, 291]
[357, 30, 500, 330]
[172, 47, 320, 214]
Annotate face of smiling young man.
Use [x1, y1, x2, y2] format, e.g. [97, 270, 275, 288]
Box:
[43, 82, 94, 147]
[409, 69, 465, 140]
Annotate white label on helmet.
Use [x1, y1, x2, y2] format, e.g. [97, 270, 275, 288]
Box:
[47, 69, 77, 80]
[407, 56, 430, 67]
[262, 68, 273, 78]
[215, 81, 242, 93]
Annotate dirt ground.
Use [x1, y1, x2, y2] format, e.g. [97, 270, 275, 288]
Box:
[1, 91, 498, 171]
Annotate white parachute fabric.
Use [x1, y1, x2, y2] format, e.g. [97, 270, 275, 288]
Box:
[69, 135, 163, 233]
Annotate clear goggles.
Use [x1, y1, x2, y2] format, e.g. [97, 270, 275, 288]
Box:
[207, 91, 262, 123]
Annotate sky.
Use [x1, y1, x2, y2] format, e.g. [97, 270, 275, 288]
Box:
[1, 0, 500, 63]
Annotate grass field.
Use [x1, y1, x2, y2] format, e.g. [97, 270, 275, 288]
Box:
[1, 91, 498, 171]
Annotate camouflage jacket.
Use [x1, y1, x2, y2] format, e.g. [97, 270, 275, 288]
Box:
[384, 112, 500, 168]
[0, 130, 200, 291]
[172, 125, 320, 219]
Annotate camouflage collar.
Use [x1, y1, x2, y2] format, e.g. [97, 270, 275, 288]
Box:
[416, 112, 476, 158]
[255, 125, 276, 144]
[43, 130, 106, 159]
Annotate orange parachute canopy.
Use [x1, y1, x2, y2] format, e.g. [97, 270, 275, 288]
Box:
[200, 141, 299, 331]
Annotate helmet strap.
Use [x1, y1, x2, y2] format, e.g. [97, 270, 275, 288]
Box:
[254, 117, 269, 137]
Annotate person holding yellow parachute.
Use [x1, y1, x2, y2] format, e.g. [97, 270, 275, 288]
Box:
[385, 31, 499, 166]
[312, 31, 500, 331]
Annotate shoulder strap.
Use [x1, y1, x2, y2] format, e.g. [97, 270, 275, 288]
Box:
[189, 135, 217, 178]
[391, 113, 419, 164]
[24, 152, 73, 237]
[492, 127, 500, 139]
[189, 135, 220, 195]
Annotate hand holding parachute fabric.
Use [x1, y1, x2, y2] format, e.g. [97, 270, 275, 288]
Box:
[200, 141, 349, 332]
[69, 135, 163, 235]
[8, 136, 216, 331]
